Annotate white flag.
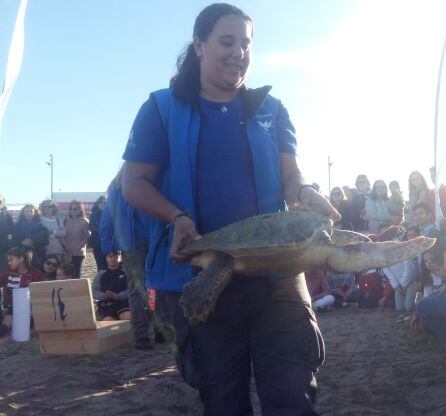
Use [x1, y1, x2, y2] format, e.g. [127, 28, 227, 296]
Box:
[0, 0, 28, 138]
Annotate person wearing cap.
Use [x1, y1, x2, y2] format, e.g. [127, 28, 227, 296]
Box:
[92, 251, 131, 321]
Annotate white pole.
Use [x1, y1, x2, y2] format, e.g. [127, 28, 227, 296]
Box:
[0, 0, 28, 139]
[433, 35, 446, 229]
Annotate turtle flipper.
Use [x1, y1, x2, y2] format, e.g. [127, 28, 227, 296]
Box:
[180, 252, 233, 325]
[332, 229, 371, 244]
[325, 236, 435, 272]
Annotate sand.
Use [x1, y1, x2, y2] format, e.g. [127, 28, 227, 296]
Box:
[1, 253, 446, 416]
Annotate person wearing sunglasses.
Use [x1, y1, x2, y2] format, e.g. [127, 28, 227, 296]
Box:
[62, 200, 90, 278]
[39, 199, 66, 261]
[42, 255, 60, 280]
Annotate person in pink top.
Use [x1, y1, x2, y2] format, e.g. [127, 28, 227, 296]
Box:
[62, 200, 90, 278]
[305, 268, 335, 311]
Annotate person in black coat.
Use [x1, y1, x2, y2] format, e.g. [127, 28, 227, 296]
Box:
[0, 196, 14, 270]
[88, 196, 107, 271]
[13, 204, 49, 269]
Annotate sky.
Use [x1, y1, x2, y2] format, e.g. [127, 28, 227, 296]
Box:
[0, 0, 445, 204]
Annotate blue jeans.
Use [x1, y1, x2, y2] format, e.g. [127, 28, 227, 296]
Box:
[167, 274, 324, 416]
[417, 290, 446, 342]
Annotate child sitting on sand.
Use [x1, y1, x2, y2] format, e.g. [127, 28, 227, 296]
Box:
[0, 247, 44, 340]
[92, 251, 131, 321]
[56, 262, 76, 280]
[305, 268, 335, 311]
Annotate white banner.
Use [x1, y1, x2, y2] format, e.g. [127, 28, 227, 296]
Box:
[0, 0, 28, 138]
[434, 35, 446, 228]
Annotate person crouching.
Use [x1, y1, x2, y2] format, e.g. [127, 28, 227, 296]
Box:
[92, 251, 131, 321]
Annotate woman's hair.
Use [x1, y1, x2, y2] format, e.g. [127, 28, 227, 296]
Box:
[7, 247, 32, 268]
[94, 195, 106, 208]
[369, 180, 389, 201]
[409, 170, 429, 190]
[44, 254, 60, 266]
[39, 199, 59, 217]
[170, 3, 252, 103]
[68, 200, 86, 219]
[18, 204, 40, 223]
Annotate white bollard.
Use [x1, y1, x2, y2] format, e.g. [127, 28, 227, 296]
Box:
[11, 287, 31, 342]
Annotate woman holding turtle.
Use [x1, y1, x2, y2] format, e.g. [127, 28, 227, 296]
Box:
[122, 3, 339, 415]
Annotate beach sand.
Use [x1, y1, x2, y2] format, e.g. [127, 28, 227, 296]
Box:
[1, 253, 446, 415]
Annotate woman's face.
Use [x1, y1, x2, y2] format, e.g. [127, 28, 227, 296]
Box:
[195, 15, 252, 95]
[43, 257, 59, 273]
[410, 173, 423, 190]
[389, 183, 399, 194]
[374, 181, 387, 199]
[43, 203, 54, 217]
[69, 204, 81, 218]
[356, 177, 369, 193]
[98, 200, 106, 211]
[24, 207, 35, 221]
[330, 189, 343, 204]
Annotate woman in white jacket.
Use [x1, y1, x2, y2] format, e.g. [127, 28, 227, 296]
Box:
[365, 180, 392, 234]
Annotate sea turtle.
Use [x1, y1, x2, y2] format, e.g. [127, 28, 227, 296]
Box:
[179, 209, 435, 324]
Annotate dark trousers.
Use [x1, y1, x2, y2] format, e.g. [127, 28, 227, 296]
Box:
[71, 255, 84, 278]
[122, 238, 150, 340]
[92, 248, 107, 271]
[167, 274, 324, 416]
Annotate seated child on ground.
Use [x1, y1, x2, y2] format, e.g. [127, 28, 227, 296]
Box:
[305, 268, 335, 311]
[0, 247, 44, 340]
[412, 244, 446, 341]
[56, 262, 76, 280]
[92, 251, 131, 321]
[326, 271, 364, 307]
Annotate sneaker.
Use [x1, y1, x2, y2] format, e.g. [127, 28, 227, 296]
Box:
[135, 337, 153, 350]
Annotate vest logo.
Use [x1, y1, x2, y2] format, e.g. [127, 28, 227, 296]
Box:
[257, 120, 272, 132]
[127, 130, 136, 149]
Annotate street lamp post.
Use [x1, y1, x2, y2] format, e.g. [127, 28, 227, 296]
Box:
[46, 154, 53, 199]
[328, 156, 333, 193]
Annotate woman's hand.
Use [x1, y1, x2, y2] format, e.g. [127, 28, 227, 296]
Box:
[22, 238, 33, 247]
[169, 216, 202, 264]
[299, 186, 341, 223]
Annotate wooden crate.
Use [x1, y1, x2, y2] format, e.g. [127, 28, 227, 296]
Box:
[38, 320, 133, 355]
[30, 279, 133, 355]
[30, 279, 97, 331]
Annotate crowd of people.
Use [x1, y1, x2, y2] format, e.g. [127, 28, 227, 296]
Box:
[305, 170, 446, 345]
[1, 3, 446, 415]
[0, 193, 170, 347]
[2, 169, 444, 346]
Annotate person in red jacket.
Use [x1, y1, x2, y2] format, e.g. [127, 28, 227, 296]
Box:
[0, 247, 44, 341]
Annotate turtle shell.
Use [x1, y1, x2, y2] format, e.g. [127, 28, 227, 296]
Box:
[181, 209, 333, 256]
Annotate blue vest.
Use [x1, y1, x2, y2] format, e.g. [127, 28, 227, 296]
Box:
[147, 87, 286, 292]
